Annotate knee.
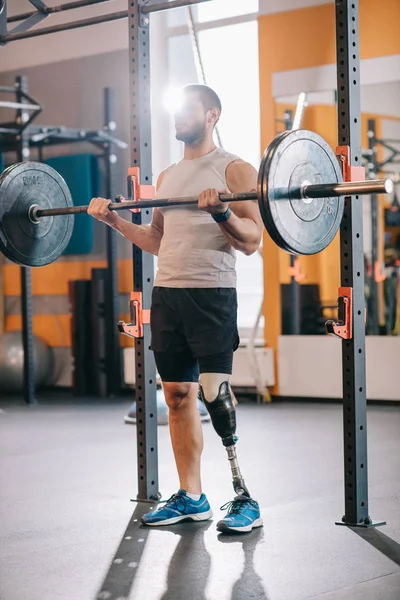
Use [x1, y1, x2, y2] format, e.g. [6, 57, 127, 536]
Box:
[163, 382, 193, 411]
[199, 381, 237, 445]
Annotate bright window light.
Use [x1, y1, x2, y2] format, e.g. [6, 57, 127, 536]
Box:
[165, 20, 263, 331]
[166, 1, 259, 27]
[197, 0, 259, 23]
[163, 87, 184, 113]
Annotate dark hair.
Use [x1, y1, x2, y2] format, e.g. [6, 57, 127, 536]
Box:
[182, 84, 222, 115]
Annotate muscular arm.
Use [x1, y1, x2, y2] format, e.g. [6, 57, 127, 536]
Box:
[198, 160, 263, 256]
[88, 171, 165, 256]
[112, 204, 164, 256]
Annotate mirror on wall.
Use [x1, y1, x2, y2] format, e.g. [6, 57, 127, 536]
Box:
[273, 80, 400, 335]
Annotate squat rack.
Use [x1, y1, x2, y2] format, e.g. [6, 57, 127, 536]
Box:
[333, 1, 379, 528]
[0, 0, 384, 526]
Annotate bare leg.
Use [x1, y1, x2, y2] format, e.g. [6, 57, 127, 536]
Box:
[163, 381, 203, 495]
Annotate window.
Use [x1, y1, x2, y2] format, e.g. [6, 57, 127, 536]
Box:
[166, 22, 261, 169]
[197, 0, 259, 22]
[167, 1, 259, 27]
[166, 35, 197, 164]
[165, 18, 263, 333]
[197, 21, 260, 170]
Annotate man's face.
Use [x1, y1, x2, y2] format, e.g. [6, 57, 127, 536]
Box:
[174, 92, 208, 145]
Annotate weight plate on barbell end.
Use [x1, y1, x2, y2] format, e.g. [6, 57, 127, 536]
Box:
[258, 129, 345, 256]
[0, 162, 74, 267]
[257, 132, 293, 253]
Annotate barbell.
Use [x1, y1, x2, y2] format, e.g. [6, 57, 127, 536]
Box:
[0, 129, 393, 267]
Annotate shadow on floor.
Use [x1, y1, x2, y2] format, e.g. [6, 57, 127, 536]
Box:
[95, 507, 214, 600]
[218, 527, 270, 600]
[95, 502, 152, 600]
[351, 527, 400, 567]
[159, 520, 213, 600]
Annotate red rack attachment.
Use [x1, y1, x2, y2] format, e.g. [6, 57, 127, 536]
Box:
[118, 292, 151, 339]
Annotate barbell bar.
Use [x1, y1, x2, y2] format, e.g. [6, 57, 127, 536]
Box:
[30, 178, 392, 219]
[0, 129, 394, 267]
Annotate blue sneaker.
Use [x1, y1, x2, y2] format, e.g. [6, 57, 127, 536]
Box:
[217, 496, 263, 533]
[141, 490, 213, 526]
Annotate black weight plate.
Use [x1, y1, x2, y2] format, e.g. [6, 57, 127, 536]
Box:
[258, 130, 344, 255]
[0, 162, 74, 267]
[258, 132, 293, 252]
[259, 133, 301, 255]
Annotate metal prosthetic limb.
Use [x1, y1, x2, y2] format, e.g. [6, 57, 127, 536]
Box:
[199, 381, 251, 497]
[225, 443, 250, 497]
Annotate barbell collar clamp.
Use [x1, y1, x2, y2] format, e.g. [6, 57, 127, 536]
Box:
[300, 180, 313, 204]
[28, 204, 42, 224]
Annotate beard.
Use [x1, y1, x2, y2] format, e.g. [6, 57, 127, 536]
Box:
[175, 120, 206, 146]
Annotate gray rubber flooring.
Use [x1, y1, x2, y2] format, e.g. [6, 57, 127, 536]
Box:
[0, 398, 399, 600]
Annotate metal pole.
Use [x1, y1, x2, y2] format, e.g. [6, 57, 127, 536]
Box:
[34, 191, 255, 216]
[292, 93, 308, 131]
[1, 10, 128, 42]
[16, 75, 36, 406]
[128, 0, 159, 502]
[33, 179, 392, 218]
[7, 0, 112, 23]
[0, 100, 41, 111]
[335, 0, 383, 528]
[289, 256, 301, 335]
[0, 0, 6, 38]
[367, 119, 379, 335]
[104, 87, 123, 396]
[283, 109, 293, 132]
[285, 111, 300, 335]
[302, 179, 392, 198]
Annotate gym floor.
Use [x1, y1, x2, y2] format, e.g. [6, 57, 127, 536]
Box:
[0, 396, 399, 600]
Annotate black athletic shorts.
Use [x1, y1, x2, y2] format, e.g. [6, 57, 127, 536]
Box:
[150, 287, 240, 382]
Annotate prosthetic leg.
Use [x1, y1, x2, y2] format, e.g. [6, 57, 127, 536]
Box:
[199, 381, 251, 497]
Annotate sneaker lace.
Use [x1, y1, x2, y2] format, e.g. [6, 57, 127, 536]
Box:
[161, 492, 187, 511]
[220, 497, 258, 515]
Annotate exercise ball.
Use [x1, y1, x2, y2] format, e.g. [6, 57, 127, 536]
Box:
[0, 331, 55, 394]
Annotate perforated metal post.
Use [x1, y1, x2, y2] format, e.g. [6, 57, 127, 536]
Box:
[335, 0, 384, 527]
[104, 87, 123, 396]
[128, 0, 159, 502]
[367, 119, 379, 335]
[282, 113, 301, 335]
[285, 114, 301, 335]
[16, 75, 36, 406]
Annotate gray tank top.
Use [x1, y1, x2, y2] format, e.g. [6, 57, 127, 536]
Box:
[155, 148, 240, 288]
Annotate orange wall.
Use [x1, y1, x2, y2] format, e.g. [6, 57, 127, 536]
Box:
[4, 312, 133, 348]
[259, 0, 400, 392]
[259, 0, 400, 148]
[3, 259, 133, 296]
[3, 259, 134, 348]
